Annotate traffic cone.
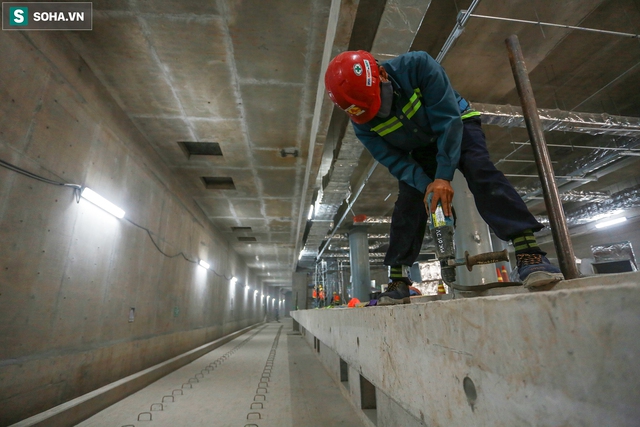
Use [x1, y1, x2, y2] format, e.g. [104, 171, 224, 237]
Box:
[501, 266, 509, 282]
[437, 283, 446, 294]
[496, 267, 503, 282]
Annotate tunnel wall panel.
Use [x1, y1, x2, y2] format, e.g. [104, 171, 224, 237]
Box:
[0, 32, 263, 425]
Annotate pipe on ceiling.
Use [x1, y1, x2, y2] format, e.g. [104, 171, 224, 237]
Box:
[473, 103, 640, 137]
[435, 0, 483, 63]
[469, 14, 640, 39]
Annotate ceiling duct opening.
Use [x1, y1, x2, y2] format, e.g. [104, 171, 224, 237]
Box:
[202, 177, 235, 190]
[231, 226, 253, 232]
[179, 141, 223, 158]
[238, 237, 257, 242]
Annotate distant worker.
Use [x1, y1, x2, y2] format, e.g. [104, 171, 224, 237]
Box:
[318, 286, 326, 308]
[324, 50, 563, 305]
[331, 291, 341, 305]
[312, 286, 318, 308]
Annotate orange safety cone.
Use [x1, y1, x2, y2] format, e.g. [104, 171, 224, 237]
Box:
[437, 283, 446, 294]
[496, 267, 503, 282]
[501, 266, 509, 282]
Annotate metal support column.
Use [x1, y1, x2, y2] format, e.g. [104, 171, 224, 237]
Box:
[505, 34, 580, 280]
[348, 225, 371, 301]
[452, 170, 496, 285]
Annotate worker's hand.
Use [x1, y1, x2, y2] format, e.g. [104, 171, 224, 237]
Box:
[425, 179, 454, 217]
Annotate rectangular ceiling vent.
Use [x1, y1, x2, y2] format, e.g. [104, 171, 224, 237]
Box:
[179, 141, 222, 157]
[202, 177, 235, 190]
[238, 237, 257, 242]
[231, 227, 252, 232]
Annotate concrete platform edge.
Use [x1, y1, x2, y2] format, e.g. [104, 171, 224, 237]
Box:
[292, 273, 640, 427]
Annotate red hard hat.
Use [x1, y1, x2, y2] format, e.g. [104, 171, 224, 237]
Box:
[324, 51, 381, 124]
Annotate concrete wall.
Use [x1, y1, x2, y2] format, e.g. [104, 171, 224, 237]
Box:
[300, 326, 426, 427]
[0, 32, 262, 425]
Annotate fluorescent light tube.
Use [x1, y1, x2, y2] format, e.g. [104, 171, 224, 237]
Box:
[199, 260, 210, 269]
[595, 217, 627, 229]
[230, 276, 238, 285]
[81, 187, 125, 218]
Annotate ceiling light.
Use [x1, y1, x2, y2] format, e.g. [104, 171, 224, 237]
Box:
[595, 217, 627, 229]
[308, 204, 314, 220]
[245, 285, 250, 290]
[230, 276, 238, 285]
[81, 187, 125, 218]
[198, 260, 210, 269]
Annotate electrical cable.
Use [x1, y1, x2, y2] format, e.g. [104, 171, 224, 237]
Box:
[0, 157, 235, 281]
[123, 217, 196, 263]
[0, 158, 82, 201]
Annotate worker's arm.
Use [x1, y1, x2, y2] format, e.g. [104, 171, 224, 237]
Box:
[353, 126, 432, 194]
[408, 52, 462, 215]
[425, 179, 454, 217]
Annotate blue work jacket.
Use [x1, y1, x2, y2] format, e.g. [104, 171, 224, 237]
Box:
[352, 51, 477, 194]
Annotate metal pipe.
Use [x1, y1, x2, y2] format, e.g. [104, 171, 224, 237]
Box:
[435, 0, 483, 63]
[316, 161, 378, 260]
[505, 34, 580, 280]
[292, 0, 344, 270]
[472, 14, 640, 39]
[507, 141, 640, 153]
[473, 102, 640, 137]
[502, 174, 596, 182]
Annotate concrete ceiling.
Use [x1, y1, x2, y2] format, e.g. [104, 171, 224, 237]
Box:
[64, 0, 640, 289]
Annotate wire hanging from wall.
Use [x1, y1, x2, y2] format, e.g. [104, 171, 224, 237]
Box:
[0, 157, 235, 281]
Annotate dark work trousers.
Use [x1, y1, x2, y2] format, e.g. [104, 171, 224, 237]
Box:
[384, 117, 543, 268]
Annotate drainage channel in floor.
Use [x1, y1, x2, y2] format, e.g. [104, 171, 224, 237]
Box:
[244, 325, 283, 427]
[119, 325, 268, 426]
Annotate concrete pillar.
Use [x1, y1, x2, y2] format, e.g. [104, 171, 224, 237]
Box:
[284, 290, 292, 316]
[326, 259, 339, 305]
[452, 171, 495, 285]
[349, 225, 371, 301]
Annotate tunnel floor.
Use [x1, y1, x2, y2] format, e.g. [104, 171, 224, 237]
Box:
[78, 318, 364, 427]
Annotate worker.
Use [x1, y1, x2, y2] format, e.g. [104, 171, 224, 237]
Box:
[324, 50, 563, 305]
[312, 285, 318, 308]
[318, 286, 325, 308]
[331, 291, 341, 305]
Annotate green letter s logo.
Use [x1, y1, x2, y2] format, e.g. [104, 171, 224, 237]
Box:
[10, 7, 29, 26]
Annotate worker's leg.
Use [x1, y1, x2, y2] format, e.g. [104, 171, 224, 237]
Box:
[458, 117, 563, 287]
[384, 180, 428, 268]
[380, 181, 427, 305]
[457, 117, 543, 240]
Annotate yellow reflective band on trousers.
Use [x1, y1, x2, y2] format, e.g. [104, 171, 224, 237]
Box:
[371, 89, 422, 137]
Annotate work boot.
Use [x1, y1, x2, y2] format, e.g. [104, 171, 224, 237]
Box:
[378, 279, 411, 305]
[516, 253, 564, 288]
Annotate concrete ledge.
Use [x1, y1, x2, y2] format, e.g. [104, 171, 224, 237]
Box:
[292, 273, 640, 427]
[10, 323, 262, 427]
